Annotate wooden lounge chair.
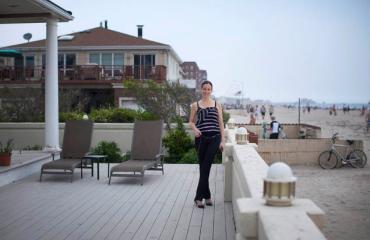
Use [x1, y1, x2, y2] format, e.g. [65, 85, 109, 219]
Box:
[109, 120, 164, 185]
[40, 120, 93, 182]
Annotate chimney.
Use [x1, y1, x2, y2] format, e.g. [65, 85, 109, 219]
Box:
[137, 25, 144, 38]
[104, 20, 108, 29]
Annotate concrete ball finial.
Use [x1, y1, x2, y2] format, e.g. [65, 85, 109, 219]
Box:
[265, 162, 297, 183]
[263, 162, 297, 206]
[236, 127, 247, 135]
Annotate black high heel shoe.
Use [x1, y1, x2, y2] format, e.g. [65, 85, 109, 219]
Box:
[205, 199, 213, 206]
[194, 200, 204, 208]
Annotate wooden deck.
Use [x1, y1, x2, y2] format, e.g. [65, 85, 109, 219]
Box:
[0, 164, 235, 240]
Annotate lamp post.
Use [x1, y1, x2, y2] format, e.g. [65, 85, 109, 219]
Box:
[235, 127, 248, 144]
[263, 162, 297, 206]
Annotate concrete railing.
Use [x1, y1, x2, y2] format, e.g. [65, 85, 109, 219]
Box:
[223, 128, 326, 240]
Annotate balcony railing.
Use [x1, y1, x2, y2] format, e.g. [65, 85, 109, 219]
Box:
[0, 65, 167, 83]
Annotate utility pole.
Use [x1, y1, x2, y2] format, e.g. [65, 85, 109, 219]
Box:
[298, 98, 301, 127]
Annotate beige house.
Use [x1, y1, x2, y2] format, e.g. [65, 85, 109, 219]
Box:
[0, 25, 182, 109]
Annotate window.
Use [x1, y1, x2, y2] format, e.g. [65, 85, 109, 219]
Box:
[57, 53, 76, 78]
[25, 56, 35, 67]
[25, 55, 35, 78]
[101, 53, 112, 66]
[119, 97, 140, 110]
[89, 53, 99, 64]
[114, 54, 124, 66]
[65, 54, 76, 67]
[113, 54, 124, 77]
[58, 54, 64, 68]
[42, 54, 46, 67]
[57, 53, 76, 68]
[89, 53, 124, 77]
[133, 54, 155, 79]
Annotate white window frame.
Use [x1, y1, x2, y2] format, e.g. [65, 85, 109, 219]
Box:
[119, 97, 141, 110]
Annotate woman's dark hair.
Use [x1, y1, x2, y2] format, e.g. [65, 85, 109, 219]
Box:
[201, 80, 213, 89]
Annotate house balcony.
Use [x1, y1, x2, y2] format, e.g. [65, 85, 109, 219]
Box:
[0, 65, 167, 86]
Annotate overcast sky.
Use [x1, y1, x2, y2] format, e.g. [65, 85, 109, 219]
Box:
[1, 0, 369, 103]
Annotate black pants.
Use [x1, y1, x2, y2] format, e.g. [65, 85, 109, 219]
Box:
[194, 134, 221, 201]
[270, 133, 279, 139]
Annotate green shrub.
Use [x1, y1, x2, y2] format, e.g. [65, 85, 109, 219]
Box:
[223, 110, 230, 126]
[92, 141, 123, 163]
[0, 139, 14, 153]
[59, 111, 84, 122]
[215, 151, 222, 164]
[179, 149, 198, 164]
[163, 118, 194, 163]
[90, 108, 113, 123]
[137, 110, 159, 121]
[23, 144, 43, 150]
[109, 108, 137, 122]
[88, 108, 157, 123]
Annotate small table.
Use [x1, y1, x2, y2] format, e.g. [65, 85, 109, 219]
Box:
[83, 155, 107, 180]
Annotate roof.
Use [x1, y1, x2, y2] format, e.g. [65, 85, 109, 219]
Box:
[0, 0, 73, 23]
[4, 27, 169, 49]
[181, 61, 198, 66]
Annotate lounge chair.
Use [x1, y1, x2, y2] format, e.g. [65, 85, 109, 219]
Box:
[109, 120, 164, 185]
[40, 120, 93, 182]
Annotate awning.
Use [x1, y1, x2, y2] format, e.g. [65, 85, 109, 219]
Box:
[0, 49, 22, 57]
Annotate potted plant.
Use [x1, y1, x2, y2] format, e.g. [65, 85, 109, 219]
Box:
[0, 139, 14, 166]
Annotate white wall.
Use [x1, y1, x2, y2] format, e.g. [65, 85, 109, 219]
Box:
[166, 52, 181, 82]
[0, 122, 192, 152]
[0, 123, 139, 152]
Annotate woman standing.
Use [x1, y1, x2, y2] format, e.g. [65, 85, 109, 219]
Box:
[189, 80, 225, 208]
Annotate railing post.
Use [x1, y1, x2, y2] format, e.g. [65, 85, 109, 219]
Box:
[223, 142, 233, 202]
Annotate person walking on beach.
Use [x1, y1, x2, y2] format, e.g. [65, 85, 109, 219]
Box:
[189, 80, 225, 208]
[366, 101, 370, 132]
[332, 104, 337, 116]
[260, 105, 266, 120]
[269, 104, 274, 118]
[249, 105, 256, 124]
[269, 116, 280, 139]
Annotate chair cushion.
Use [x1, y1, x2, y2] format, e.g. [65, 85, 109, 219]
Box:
[42, 159, 81, 171]
[111, 160, 156, 173]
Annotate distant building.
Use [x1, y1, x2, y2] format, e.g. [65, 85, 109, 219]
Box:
[180, 61, 207, 91]
[198, 70, 207, 88]
[0, 25, 182, 110]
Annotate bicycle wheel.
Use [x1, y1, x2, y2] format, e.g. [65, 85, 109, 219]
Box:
[318, 150, 338, 169]
[348, 150, 367, 168]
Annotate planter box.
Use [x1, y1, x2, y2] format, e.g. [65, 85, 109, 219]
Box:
[0, 153, 11, 166]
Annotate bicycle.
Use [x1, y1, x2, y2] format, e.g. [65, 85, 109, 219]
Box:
[318, 133, 367, 169]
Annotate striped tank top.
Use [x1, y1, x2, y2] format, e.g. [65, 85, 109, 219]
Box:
[195, 101, 221, 136]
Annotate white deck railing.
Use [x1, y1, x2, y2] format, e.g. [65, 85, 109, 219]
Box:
[223, 128, 326, 240]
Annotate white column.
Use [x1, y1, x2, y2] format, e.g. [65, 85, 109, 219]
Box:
[44, 18, 60, 151]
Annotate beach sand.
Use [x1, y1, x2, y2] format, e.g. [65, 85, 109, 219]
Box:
[228, 107, 370, 240]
